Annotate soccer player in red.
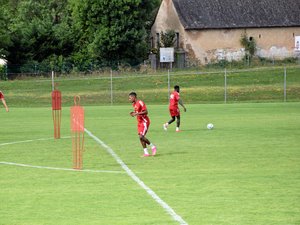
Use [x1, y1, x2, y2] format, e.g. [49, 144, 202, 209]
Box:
[0, 90, 9, 112]
[163, 85, 186, 132]
[129, 92, 157, 157]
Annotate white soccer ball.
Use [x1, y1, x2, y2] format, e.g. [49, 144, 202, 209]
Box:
[207, 123, 214, 130]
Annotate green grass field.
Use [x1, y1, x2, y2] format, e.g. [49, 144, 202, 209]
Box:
[1, 102, 299, 225]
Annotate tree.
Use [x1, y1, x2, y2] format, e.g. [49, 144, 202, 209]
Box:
[160, 29, 176, 47]
[6, 0, 75, 65]
[0, 1, 12, 57]
[240, 32, 256, 59]
[70, 0, 160, 66]
[2, 0, 160, 72]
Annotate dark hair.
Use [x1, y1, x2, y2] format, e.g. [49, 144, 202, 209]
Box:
[174, 85, 180, 92]
[129, 92, 137, 97]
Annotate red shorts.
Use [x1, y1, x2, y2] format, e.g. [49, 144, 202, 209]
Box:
[137, 121, 150, 136]
[169, 107, 180, 117]
[0, 91, 4, 99]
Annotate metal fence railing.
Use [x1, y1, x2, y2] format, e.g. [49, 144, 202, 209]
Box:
[1, 55, 300, 80]
[1, 65, 299, 107]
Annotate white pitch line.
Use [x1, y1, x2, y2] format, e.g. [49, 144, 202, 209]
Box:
[84, 128, 188, 225]
[0, 136, 71, 147]
[0, 161, 125, 174]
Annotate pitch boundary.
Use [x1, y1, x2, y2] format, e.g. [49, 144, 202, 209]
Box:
[0, 161, 126, 174]
[84, 128, 188, 225]
[0, 136, 71, 147]
[0, 161, 125, 174]
[0, 136, 126, 174]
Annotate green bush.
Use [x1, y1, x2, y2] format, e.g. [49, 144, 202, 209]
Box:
[0, 65, 8, 80]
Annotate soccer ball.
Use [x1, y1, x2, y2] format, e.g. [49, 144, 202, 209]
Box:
[207, 123, 214, 130]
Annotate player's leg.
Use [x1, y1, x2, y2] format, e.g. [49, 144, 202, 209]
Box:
[168, 116, 176, 124]
[140, 135, 150, 145]
[140, 134, 157, 156]
[139, 135, 149, 156]
[163, 115, 175, 131]
[176, 115, 181, 132]
[167, 108, 180, 132]
[138, 122, 151, 156]
[1, 99, 9, 112]
[164, 108, 176, 131]
[139, 121, 156, 156]
[0, 91, 9, 112]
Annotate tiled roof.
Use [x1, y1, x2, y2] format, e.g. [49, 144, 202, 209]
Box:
[172, 0, 300, 29]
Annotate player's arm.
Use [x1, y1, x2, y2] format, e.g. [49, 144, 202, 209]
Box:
[130, 109, 148, 117]
[136, 109, 148, 115]
[179, 99, 186, 112]
[130, 101, 148, 117]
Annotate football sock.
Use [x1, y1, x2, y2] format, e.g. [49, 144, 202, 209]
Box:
[143, 148, 149, 155]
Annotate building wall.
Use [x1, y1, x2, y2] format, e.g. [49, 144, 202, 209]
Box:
[183, 27, 300, 63]
[150, 0, 185, 47]
[151, 0, 300, 64]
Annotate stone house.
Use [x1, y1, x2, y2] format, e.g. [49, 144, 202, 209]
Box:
[151, 0, 300, 64]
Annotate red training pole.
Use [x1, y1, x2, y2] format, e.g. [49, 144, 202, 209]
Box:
[71, 96, 84, 170]
[52, 89, 62, 139]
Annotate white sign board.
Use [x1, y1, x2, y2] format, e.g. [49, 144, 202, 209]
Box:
[160, 48, 174, 62]
[0, 58, 7, 65]
[295, 36, 300, 51]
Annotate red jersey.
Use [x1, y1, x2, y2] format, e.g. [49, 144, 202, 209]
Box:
[0, 91, 4, 99]
[169, 91, 180, 109]
[132, 100, 150, 124]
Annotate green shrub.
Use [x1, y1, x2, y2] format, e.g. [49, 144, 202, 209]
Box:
[0, 65, 8, 80]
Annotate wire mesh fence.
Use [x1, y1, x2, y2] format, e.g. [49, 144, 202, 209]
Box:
[1, 66, 299, 107]
[1, 55, 300, 80]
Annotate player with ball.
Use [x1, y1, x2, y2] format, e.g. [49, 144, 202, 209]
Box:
[163, 85, 186, 132]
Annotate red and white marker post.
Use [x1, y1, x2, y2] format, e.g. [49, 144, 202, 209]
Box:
[70, 96, 84, 170]
[52, 85, 62, 139]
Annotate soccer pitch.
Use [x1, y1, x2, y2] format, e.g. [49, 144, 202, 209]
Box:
[1, 103, 299, 225]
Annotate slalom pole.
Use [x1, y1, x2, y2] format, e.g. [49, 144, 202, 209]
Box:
[52, 83, 62, 139]
[71, 96, 85, 170]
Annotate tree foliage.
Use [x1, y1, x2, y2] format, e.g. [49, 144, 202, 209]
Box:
[2, 0, 75, 66]
[160, 29, 176, 47]
[0, 0, 160, 72]
[70, 0, 159, 66]
[0, 1, 12, 57]
[240, 32, 256, 57]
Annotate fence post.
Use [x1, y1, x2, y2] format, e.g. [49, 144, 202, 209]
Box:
[284, 67, 287, 102]
[167, 69, 170, 100]
[110, 69, 113, 105]
[51, 71, 54, 91]
[224, 68, 227, 103]
[5, 64, 8, 80]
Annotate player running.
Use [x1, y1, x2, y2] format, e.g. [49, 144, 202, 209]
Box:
[163, 85, 186, 132]
[0, 90, 9, 112]
[129, 92, 157, 157]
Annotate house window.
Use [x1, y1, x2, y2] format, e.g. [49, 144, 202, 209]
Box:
[156, 33, 160, 48]
[176, 32, 180, 48]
